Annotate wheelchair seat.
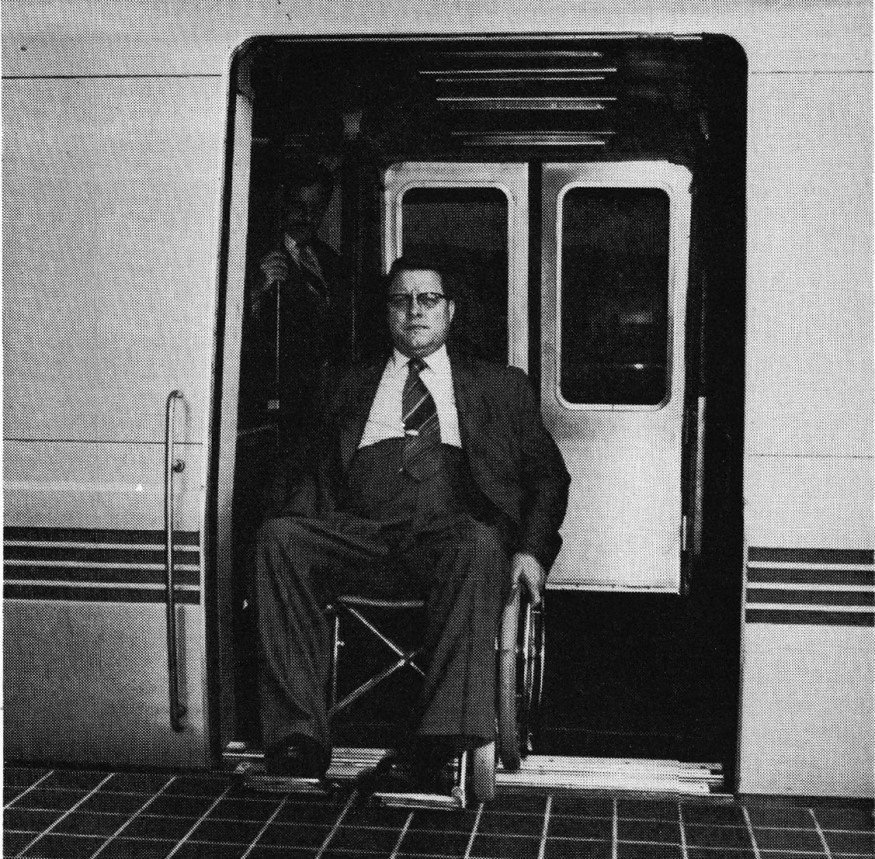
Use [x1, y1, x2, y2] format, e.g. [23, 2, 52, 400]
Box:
[323, 586, 544, 804]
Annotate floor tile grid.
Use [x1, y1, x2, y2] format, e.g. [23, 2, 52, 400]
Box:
[2, 831, 871, 859]
[239, 795, 291, 859]
[537, 795, 553, 859]
[679, 803, 690, 859]
[313, 790, 359, 858]
[3, 772, 55, 810]
[612, 798, 619, 859]
[1, 817, 849, 857]
[744, 806, 767, 859]
[2, 815, 389, 848]
[4, 773, 873, 859]
[5, 801, 870, 832]
[461, 802, 485, 858]
[62, 834, 867, 859]
[87, 776, 177, 859]
[387, 810, 415, 859]
[12, 777, 866, 830]
[811, 808, 845, 859]
[163, 785, 237, 859]
[12, 773, 114, 859]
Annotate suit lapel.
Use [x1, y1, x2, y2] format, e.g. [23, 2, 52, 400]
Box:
[449, 350, 488, 448]
[339, 364, 384, 472]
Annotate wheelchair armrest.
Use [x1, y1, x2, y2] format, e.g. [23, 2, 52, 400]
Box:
[335, 595, 425, 610]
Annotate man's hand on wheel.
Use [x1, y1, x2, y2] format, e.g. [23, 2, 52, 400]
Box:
[511, 552, 546, 606]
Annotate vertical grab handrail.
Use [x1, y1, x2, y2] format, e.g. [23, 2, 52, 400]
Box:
[164, 390, 187, 732]
[692, 395, 706, 556]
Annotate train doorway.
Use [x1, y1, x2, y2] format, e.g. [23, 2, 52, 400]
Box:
[213, 36, 746, 785]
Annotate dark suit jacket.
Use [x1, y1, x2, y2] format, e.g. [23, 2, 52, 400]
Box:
[271, 349, 571, 570]
[277, 237, 346, 363]
[244, 237, 348, 442]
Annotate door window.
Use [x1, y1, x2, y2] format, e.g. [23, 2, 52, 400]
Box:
[559, 187, 671, 407]
[383, 163, 529, 368]
[400, 186, 509, 360]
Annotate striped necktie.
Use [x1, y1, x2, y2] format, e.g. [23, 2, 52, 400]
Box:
[290, 242, 330, 304]
[402, 357, 441, 479]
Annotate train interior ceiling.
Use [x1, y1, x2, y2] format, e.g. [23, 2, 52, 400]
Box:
[224, 37, 746, 779]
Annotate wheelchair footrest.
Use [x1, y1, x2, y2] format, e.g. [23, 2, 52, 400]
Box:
[234, 762, 338, 797]
[235, 747, 467, 809]
[372, 790, 464, 810]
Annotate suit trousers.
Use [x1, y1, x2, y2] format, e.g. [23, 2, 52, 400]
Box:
[255, 443, 510, 764]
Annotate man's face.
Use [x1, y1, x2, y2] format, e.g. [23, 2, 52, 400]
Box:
[281, 182, 330, 244]
[387, 269, 455, 358]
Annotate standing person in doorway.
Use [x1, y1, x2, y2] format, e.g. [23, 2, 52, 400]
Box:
[249, 161, 347, 452]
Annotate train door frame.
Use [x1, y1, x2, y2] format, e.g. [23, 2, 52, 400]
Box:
[210, 36, 747, 779]
[211, 50, 256, 759]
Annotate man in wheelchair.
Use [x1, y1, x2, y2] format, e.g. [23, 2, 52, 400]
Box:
[255, 252, 570, 791]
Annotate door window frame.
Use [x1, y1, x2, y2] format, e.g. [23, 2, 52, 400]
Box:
[543, 161, 692, 412]
[382, 162, 530, 370]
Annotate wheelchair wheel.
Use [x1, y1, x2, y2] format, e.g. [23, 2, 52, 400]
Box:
[497, 589, 545, 771]
[468, 740, 496, 804]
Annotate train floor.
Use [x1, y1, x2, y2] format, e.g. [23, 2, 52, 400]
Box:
[3, 764, 873, 859]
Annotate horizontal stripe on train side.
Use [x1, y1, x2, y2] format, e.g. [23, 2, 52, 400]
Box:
[747, 567, 874, 586]
[745, 548, 874, 626]
[2, 528, 203, 602]
[4, 584, 201, 604]
[746, 588, 874, 606]
[748, 547, 874, 565]
[3, 527, 200, 546]
[3, 564, 200, 586]
[3, 545, 200, 565]
[746, 609, 874, 627]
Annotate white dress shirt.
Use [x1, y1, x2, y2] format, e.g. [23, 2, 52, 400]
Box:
[358, 345, 463, 449]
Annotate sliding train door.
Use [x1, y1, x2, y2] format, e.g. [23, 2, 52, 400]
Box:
[541, 162, 692, 592]
[382, 161, 692, 594]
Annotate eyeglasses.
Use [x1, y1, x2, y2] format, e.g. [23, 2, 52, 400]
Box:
[387, 292, 448, 311]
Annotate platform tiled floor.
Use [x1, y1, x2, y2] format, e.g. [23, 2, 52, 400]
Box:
[3, 767, 873, 859]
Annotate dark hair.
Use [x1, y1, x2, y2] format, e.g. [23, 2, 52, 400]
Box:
[386, 252, 456, 300]
[279, 161, 335, 197]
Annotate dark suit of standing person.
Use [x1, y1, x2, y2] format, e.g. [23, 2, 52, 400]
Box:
[255, 254, 570, 786]
[250, 164, 346, 451]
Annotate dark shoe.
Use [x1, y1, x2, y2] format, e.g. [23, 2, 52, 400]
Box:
[356, 750, 452, 796]
[264, 734, 328, 779]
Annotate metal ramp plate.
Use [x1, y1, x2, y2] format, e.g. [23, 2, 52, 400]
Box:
[225, 743, 723, 798]
[496, 755, 724, 795]
[230, 746, 467, 809]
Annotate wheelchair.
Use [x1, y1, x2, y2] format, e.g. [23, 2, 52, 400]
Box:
[322, 583, 545, 806]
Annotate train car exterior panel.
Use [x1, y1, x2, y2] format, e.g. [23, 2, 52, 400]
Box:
[3, 440, 209, 765]
[4, 601, 206, 766]
[745, 72, 873, 459]
[3, 71, 223, 764]
[745, 457, 874, 553]
[3, 442, 205, 532]
[740, 55, 873, 795]
[741, 453, 873, 797]
[1, 3, 870, 78]
[739, 622, 873, 797]
[2, 76, 224, 443]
